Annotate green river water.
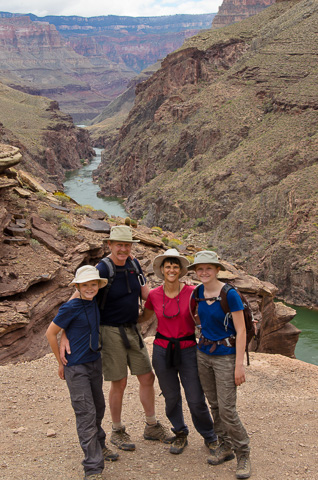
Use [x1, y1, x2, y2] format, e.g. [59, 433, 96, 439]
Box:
[63, 148, 318, 367]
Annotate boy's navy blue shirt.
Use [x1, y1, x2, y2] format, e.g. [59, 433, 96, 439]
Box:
[53, 298, 100, 366]
[96, 258, 144, 326]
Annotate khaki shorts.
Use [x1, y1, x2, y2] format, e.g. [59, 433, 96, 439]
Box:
[100, 325, 152, 381]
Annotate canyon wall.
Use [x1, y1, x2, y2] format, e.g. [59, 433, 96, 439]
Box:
[212, 0, 276, 29]
[95, 0, 318, 307]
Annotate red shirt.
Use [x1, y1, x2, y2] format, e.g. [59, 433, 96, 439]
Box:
[144, 284, 196, 349]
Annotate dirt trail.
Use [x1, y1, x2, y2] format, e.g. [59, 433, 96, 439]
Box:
[1, 342, 317, 480]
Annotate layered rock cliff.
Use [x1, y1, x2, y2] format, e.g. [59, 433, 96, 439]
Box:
[0, 14, 216, 122]
[0, 150, 299, 364]
[95, 0, 318, 307]
[212, 0, 276, 29]
[0, 81, 94, 186]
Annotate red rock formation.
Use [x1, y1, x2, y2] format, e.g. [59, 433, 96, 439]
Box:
[212, 0, 276, 29]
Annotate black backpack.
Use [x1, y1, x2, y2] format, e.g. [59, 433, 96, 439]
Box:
[97, 256, 145, 311]
[192, 283, 255, 365]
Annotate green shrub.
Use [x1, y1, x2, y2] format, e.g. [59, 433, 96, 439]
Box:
[39, 207, 58, 222]
[30, 238, 41, 251]
[162, 236, 169, 245]
[58, 222, 77, 238]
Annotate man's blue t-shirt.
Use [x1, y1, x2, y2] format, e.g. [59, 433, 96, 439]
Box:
[53, 298, 101, 366]
[197, 285, 244, 356]
[96, 258, 145, 326]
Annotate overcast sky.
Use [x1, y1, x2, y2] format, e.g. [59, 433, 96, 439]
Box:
[0, 0, 222, 17]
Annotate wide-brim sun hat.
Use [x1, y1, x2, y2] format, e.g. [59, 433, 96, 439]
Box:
[70, 265, 108, 288]
[187, 250, 226, 271]
[153, 248, 190, 280]
[107, 225, 140, 243]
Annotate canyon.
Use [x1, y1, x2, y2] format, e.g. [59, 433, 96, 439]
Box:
[95, 0, 318, 307]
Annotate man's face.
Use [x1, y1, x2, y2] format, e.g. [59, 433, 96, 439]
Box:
[108, 241, 132, 265]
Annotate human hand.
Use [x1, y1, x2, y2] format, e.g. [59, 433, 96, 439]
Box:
[59, 331, 71, 366]
[58, 364, 65, 380]
[235, 364, 246, 386]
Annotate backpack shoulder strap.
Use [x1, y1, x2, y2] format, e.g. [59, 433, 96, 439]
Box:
[219, 283, 233, 314]
[98, 257, 116, 311]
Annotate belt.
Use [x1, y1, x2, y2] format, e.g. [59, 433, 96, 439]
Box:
[118, 323, 144, 350]
[155, 332, 196, 368]
[198, 334, 236, 353]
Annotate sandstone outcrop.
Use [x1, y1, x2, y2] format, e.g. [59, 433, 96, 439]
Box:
[0, 144, 22, 173]
[95, 0, 318, 307]
[0, 158, 299, 364]
[212, 0, 276, 29]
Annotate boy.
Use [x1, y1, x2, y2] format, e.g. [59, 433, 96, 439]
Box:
[46, 265, 111, 480]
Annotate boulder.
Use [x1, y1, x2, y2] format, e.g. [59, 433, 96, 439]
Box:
[0, 144, 22, 173]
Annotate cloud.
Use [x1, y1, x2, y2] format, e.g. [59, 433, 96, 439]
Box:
[0, 0, 221, 17]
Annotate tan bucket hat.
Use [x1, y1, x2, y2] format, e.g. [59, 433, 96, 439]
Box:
[153, 248, 190, 280]
[108, 225, 140, 243]
[70, 265, 108, 287]
[187, 250, 226, 271]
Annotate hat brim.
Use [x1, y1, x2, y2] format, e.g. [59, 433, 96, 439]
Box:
[70, 277, 108, 288]
[187, 262, 226, 271]
[153, 255, 190, 280]
[107, 236, 140, 243]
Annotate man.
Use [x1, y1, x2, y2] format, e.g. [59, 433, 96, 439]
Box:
[61, 225, 170, 453]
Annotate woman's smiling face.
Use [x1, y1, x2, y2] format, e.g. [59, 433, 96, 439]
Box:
[161, 260, 181, 283]
[195, 264, 220, 283]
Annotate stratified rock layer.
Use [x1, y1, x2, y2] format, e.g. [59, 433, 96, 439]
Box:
[0, 155, 299, 364]
[212, 0, 276, 29]
[96, 0, 318, 307]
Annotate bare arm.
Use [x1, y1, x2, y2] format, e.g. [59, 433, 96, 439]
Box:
[138, 307, 154, 324]
[141, 284, 150, 301]
[46, 322, 65, 380]
[232, 310, 246, 387]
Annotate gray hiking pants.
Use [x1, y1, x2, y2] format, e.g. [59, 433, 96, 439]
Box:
[65, 358, 105, 475]
[197, 350, 250, 455]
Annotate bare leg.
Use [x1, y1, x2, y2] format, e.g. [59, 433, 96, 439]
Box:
[137, 371, 155, 417]
[109, 377, 127, 423]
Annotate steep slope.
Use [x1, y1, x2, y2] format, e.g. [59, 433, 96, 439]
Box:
[96, 0, 318, 306]
[212, 0, 276, 29]
[0, 16, 134, 122]
[0, 82, 94, 184]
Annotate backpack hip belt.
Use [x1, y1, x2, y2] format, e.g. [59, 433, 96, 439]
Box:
[198, 333, 236, 353]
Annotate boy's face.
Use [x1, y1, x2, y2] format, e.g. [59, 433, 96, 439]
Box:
[77, 280, 99, 301]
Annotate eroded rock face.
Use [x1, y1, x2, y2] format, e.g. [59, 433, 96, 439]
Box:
[0, 161, 299, 364]
[0, 144, 22, 173]
[96, 0, 318, 307]
[212, 0, 276, 29]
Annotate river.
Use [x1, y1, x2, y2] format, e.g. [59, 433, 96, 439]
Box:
[63, 149, 318, 367]
[63, 148, 127, 217]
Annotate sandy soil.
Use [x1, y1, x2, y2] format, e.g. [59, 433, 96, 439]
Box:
[1, 341, 317, 480]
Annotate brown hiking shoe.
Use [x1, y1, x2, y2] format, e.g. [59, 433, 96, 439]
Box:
[208, 442, 235, 465]
[102, 445, 119, 461]
[110, 426, 135, 451]
[169, 432, 188, 455]
[204, 439, 218, 454]
[236, 453, 251, 479]
[84, 474, 103, 480]
[144, 422, 176, 444]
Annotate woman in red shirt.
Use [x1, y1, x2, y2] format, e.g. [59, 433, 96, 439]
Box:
[139, 249, 217, 455]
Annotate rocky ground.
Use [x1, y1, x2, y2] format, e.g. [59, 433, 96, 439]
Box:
[1, 342, 317, 480]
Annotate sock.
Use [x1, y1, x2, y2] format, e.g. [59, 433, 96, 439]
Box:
[112, 422, 123, 431]
[146, 415, 157, 425]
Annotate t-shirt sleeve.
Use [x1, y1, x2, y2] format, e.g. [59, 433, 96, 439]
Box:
[144, 290, 154, 310]
[53, 302, 77, 330]
[96, 260, 110, 279]
[227, 288, 244, 312]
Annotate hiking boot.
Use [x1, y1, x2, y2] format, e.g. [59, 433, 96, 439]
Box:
[110, 426, 135, 451]
[102, 445, 119, 461]
[236, 453, 251, 479]
[84, 474, 103, 480]
[169, 431, 188, 454]
[207, 442, 235, 465]
[204, 439, 218, 454]
[144, 421, 176, 444]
